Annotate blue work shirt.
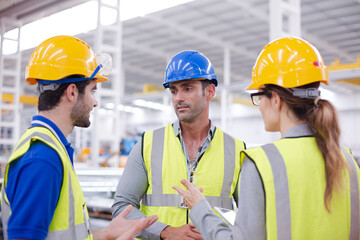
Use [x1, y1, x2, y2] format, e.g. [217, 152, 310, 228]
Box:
[5, 115, 74, 240]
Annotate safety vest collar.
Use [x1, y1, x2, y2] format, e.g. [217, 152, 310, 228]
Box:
[281, 124, 314, 139]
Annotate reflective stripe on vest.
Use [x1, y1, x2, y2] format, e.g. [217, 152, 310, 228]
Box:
[141, 126, 235, 209]
[261, 144, 291, 240]
[13, 131, 56, 154]
[1, 129, 91, 240]
[45, 171, 90, 240]
[261, 143, 360, 240]
[343, 147, 360, 240]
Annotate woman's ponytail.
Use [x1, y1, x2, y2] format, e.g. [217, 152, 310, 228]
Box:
[306, 99, 348, 212]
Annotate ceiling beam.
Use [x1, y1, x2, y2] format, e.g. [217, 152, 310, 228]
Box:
[123, 62, 162, 80]
[125, 39, 247, 82]
[225, 0, 355, 61]
[0, 0, 88, 26]
[0, 0, 57, 18]
[145, 14, 258, 60]
[125, 41, 170, 59]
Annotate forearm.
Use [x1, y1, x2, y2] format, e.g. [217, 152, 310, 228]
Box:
[235, 157, 266, 240]
[112, 142, 148, 219]
[92, 228, 112, 240]
[112, 184, 168, 240]
[190, 200, 234, 240]
[112, 195, 144, 219]
[111, 142, 167, 239]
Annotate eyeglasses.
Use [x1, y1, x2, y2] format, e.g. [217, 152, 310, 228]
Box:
[250, 90, 271, 106]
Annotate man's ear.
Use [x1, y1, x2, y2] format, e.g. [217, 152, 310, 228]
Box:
[206, 84, 216, 101]
[64, 83, 78, 103]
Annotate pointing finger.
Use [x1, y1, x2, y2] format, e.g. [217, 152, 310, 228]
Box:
[172, 185, 186, 196]
[180, 178, 194, 190]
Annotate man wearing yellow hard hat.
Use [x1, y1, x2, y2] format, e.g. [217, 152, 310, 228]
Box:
[173, 37, 360, 239]
[1, 35, 158, 240]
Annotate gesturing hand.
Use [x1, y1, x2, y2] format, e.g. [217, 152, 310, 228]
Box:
[172, 179, 204, 209]
[111, 205, 158, 240]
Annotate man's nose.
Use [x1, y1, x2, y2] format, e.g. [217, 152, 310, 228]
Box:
[174, 90, 185, 102]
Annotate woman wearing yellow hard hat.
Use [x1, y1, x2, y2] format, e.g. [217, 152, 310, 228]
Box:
[173, 37, 360, 239]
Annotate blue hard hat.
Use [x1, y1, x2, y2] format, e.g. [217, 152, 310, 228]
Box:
[163, 50, 218, 88]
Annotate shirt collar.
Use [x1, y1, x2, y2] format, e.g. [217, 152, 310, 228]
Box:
[31, 115, 71, 149]
[281, 124, 315, 139]
[173, 119, 215, 139]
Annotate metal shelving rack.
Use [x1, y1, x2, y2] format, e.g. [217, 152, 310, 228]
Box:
[0, 18, 22, 164]
[90, 0, 123, 165]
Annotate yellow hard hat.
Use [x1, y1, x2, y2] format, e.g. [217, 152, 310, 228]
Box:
[26, 35, 109, 85]
[248, 37, 329, 90]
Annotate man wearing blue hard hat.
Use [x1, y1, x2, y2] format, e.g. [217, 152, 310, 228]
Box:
[112, 51, 246, 239]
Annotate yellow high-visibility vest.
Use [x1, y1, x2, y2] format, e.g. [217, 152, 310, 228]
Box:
[141, 124, 245, 227]
[241, 137, 360, 240]
[1, 126, 92, 240]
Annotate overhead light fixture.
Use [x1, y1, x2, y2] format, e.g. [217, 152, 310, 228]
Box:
[117, 104, 143, 114]
[102, 102, 142, 114]
[133, 99, 169, 111]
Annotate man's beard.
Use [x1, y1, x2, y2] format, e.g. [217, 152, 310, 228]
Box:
[71, 97, 91, 128]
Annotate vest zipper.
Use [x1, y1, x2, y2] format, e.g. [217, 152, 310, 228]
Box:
[186, 209, 189, 224]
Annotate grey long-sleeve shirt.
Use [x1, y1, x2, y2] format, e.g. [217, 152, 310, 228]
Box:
[112, 141, 164, 239]
[112, 120, 240, 239]
[189, 124, 315, 240]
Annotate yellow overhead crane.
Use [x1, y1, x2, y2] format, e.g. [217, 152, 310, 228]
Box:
[142, 83, 164, 93]
[1, 94, 37, 115]
[1, 93, 38, 106]
[328, 56, 360, 86]
[328, 56, 360, 71]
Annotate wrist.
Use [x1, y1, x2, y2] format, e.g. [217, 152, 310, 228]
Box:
[103, 227, 114, 240]
[92, 228, 113, 240]
[160, 225, 171, 240]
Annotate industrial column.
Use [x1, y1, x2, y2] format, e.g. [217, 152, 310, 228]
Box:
[221, 47, 231, 132]
[90, 0, 123, 165]
[269, 0, 301, 40]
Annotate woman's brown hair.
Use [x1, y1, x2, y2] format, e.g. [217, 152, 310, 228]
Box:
[264, 83, 348, 213]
